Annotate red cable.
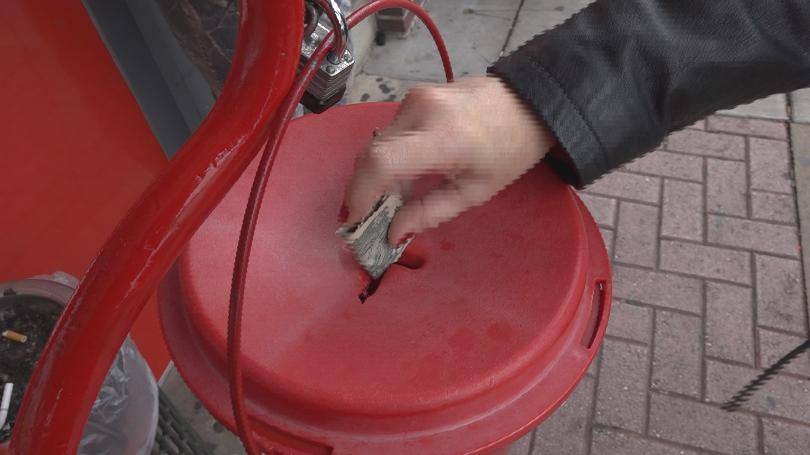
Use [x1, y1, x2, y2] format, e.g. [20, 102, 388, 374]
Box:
[226, 33, 331, 455]
[227, 1, 453, 453]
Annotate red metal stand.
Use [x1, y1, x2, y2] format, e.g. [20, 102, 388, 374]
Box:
[5, 1, 304, 453]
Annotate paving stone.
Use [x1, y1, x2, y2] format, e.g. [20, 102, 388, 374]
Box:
[591, 427, 699, 455]
[762, 417, 810, 455]
[622, 150, 703, 182]
[790, 87, 810, 124]
[160, 367, 245, 455]
[719, 93, 789, 120]
[595, 339, 649, 433]
[504, 0, 592, 53]
[706, 158, 747, 217]
[750, 138, 794, 194]
[346, 73, 415, 103]
[791, 124, 810, 340]
[660, 240, 751, 285]
[579, 193, 617, 228]
[649, 392, 758, 455]
[751, 191, 797, 224]
[532, 375, 594, 455]
[707, 215, 800, 257]
[661, 180, 703, 241]
[365, 0, 522, 81]
[615, 202, 659, 267]
[667, 130, 745, 160]
[599, 227, 614, 259]
[755, 255, 806, 333]
[612, 265, 702, 314]
[606, 300, 652, 344]
[585, 171, 661, 204]
[652, 311, 702, 397]
[707, 115, 788, 140]
[758, 328, 810, 376]
[705, 359, 810, 422]
[705, 282, 755, 365]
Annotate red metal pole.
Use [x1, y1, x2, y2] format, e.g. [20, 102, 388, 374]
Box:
[8, 1, 303, 453]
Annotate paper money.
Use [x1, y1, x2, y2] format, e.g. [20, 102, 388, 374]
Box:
[337, 194, 412, 279]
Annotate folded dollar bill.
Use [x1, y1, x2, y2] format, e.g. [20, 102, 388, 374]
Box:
[337, 194, 412, 279]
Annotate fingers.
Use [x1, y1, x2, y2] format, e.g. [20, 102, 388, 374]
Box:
[345, 134, 421, 224]
[345, 131, 455, 224]
[344, 85, 455, 224]
[378, 85, 444, 135]
[344, 164, 391, 225]
[341, 76, 557, 243]
[387, 176, 499, 244]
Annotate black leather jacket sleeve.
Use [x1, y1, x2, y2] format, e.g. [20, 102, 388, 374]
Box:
[489, 0, 810, 187]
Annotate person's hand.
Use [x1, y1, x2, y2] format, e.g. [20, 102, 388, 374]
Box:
[344, 75, 557, 244]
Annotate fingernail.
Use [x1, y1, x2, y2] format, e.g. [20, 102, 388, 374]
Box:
[396, 247, 424, 269]
[395, 232, 414, 247]
[338, 204, 349, 223]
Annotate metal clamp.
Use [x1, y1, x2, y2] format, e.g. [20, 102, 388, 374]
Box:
[300, 0, 355, 113]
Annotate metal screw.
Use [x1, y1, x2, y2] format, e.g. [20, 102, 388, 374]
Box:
[327, 53, 342, 65]
[325, 65, 338, 75]
[344, 52, 354, 64]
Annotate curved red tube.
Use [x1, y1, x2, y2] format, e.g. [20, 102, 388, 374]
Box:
[9, 1, 304, 454]
[226, 1, 454, 453]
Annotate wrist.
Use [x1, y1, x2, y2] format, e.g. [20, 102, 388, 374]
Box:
[486, 75, 556, 157]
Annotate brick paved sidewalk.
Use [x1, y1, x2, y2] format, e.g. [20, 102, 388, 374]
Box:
[519, 116, 810, 455]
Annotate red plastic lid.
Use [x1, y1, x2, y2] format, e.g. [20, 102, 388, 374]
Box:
[160, 103, 611, 454]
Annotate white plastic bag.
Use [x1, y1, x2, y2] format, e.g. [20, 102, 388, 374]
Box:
[79, 335, 158, 455]
[3, 273, 158, 455]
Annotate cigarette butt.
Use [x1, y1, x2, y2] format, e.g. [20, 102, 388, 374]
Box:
[2, 330, 27, 343]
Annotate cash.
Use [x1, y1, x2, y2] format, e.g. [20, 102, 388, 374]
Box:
[337, 194, 412, 279]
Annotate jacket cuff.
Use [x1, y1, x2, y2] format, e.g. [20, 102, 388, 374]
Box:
[488, 58, 608, 188]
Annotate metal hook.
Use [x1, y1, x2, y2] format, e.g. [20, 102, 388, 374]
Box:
[313, 0, 349, 62]
[303, 2, 321, 39]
